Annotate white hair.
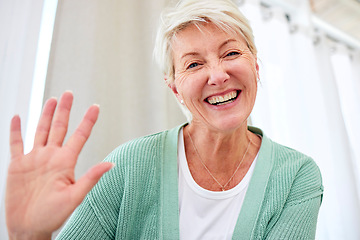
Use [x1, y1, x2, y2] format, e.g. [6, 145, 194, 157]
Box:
[153, 0, 257, 122]
[154, 0, 257, 85]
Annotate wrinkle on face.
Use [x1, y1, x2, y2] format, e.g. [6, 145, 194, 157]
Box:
[169, 22, 259, 133]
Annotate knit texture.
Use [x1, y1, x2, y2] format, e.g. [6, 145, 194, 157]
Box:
[56, 125, 323, 240]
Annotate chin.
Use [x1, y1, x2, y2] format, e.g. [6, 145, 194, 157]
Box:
[211, 118, 248, 133]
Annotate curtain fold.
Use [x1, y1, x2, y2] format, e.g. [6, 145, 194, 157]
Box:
[331, 48, 360, 191]
[242, 1, 360, 239]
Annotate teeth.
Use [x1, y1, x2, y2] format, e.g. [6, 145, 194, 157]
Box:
[208, 91, 238, 105]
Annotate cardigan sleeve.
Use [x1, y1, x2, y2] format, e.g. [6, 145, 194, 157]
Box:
[55, 196, 112, 240]
[265, 195, 322, 240]
[265, 157, 323, 240]
[55, 147, 127, 240]
[54, 133, 164, 239]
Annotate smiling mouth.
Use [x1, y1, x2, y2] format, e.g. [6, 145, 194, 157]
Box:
[206, 90, 240, 106]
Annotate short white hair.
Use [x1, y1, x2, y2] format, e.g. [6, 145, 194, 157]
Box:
[154, 0, 257, 85]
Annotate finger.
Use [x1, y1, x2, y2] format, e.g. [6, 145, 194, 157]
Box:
[47, 91, 73, 146]
[9, 115, 24, 159]
[64, 104, 99, 156]
[70, 162, 115, 206]
[33, 97, 57, 147]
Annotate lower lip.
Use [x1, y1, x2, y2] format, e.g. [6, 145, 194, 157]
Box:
[206, 91, 241, 110]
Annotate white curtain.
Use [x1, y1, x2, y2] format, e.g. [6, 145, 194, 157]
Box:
[241, 1, 360, 239]
[0, 0, 46, 238]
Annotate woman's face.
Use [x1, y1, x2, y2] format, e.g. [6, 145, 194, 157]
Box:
[170, 22, 259, 132]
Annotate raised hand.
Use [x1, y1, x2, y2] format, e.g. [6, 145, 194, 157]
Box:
[6, 91, 114, 240]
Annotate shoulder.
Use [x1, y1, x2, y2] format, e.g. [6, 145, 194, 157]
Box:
[84, 128, 175, 207]
[271, 140, 317, 168]
[104, 124, 184, 166]
[104, 130, 168, 166]
[267, 139, 323, 204]
[250, 126, 321, 179]
[87, 130, 170, 196]
[250, 126, 323, 203]
[270, 140, 321, 181]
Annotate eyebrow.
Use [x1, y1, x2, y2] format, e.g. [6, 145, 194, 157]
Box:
[180, 52, 200, 60]
[220, 39, 237, 48]
[180, 39, 238, 60]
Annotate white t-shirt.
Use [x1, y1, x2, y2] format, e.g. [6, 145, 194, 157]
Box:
[178, 128, 258, 240]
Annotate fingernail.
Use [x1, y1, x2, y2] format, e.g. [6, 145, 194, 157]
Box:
[94, 104, 100, 108]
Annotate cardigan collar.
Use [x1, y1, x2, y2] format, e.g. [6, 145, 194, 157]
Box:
[161, 124, 273, 239]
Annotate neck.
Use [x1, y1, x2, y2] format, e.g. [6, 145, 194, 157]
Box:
[184, 122, 262, 191]
[184, 122, 251, 171]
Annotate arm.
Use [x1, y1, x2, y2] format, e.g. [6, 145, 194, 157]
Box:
[56, 150, 125, 240]
[265, 196, 322, 239]
[55, 196, 112, 239]
[265, 159, 323, 240]
[6, 91, 114, 240]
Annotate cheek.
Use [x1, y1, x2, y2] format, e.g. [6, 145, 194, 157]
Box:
[174, 74, 191, 98]
[239, 52, 258, 83]
[175, 71, 204, 96]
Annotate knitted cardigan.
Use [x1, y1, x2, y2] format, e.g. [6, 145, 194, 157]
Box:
[56, 124, 323, 240]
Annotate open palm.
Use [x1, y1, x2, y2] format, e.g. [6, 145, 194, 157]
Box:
[6, 92, 114, 239]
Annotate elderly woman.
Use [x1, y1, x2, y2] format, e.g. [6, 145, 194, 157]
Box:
[6, 0, 323, 239]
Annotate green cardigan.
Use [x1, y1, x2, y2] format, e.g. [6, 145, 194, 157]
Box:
[56, 124, 323, 239]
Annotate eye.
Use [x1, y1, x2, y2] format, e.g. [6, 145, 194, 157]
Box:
[187, 62, 199, 69]
[226, 51, 240, 57]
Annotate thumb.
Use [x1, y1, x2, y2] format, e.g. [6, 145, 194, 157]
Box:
[71, 162, 115, 205]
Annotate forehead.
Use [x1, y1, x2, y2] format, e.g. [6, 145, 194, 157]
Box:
[171, 22, 246, 56]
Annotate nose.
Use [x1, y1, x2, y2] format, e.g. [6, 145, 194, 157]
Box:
[207, 64, 230, 86]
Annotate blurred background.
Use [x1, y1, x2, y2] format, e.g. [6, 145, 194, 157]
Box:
[1, 0, 359, 239]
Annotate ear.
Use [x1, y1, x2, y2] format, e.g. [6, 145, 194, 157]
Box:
[165, 75, 183, 103]
[255, 58, 260, 80]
